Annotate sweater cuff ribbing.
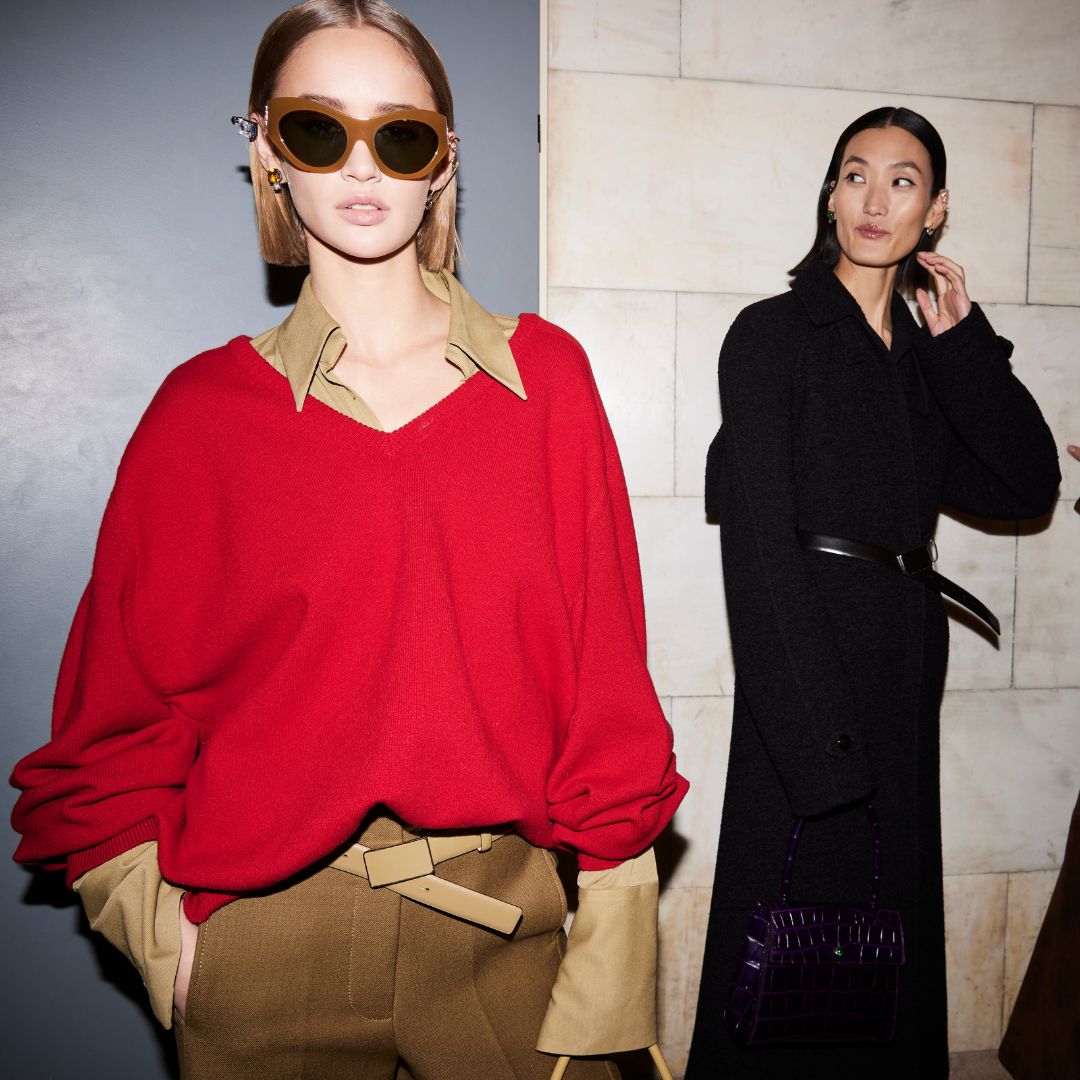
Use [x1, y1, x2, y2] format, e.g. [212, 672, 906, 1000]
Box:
[577, 852, 626, 872]
[66, 816, 160, 888]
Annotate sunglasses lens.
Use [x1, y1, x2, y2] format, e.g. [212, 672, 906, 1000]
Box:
[278, 110, 348, 168]
[374, 120, 441, 176]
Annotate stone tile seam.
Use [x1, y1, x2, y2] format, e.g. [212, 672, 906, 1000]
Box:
[549, 66, 1065, 111]
[669, 693, 735, 700]
[677, 0, 683, 80]
[945, 686, 1079, 694]
[1026, 105, 1036, 305]
[999, 871, 1012, 1036]
[551, 284, 1080, 312]
[1010, 684, 1080, 692]
[944, 871, 1031, 879]
[1010, 521, 1020, 688]
[672, 292, 680, 494]
[669, 687, 1077, 700]
[664, 686, 1080, 700]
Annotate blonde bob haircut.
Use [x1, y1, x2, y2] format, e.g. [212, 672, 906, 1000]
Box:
[248, 0, 460, 272]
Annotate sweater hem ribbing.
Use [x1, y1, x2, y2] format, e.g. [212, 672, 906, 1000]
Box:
[66, 816, 160, 888]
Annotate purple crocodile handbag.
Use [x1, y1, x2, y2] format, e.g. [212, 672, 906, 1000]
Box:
[724, 802, 905, 1047]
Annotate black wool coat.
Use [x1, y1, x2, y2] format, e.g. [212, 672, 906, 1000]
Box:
[685, 262, 1060, 1080]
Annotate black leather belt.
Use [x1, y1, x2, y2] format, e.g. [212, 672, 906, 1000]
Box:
[798, 531, 1000, 635]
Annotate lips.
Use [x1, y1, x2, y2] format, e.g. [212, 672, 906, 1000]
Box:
[856, 224, 889, 239]
[336, 194, 389, 226]
[337, 194, 388, 212]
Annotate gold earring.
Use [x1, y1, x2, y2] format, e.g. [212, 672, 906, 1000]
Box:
[925, 226, 936, 237]
[267, 168, 285, 194]
[425, 157, 460, 211]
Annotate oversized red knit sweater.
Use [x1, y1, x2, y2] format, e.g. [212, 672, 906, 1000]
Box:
[11, 316, 687, 922]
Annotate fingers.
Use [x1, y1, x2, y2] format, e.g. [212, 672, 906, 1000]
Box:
[915, 287, 938, 328]
[918, 251, 966, 282]
[1067, 444, 1080, 463]
[917, 251, 973, 323]
[918, 253, 954, 295]
[930, 265, 950, 301]
[917, 252, 970, 297]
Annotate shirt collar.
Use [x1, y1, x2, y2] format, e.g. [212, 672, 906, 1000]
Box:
[420, 267, 526, 400]
[274, 269, 526, 413]
[790, 260, 918, 356]
[275, 277, 345, 412]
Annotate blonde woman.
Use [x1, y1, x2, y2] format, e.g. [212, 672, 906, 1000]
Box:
[11, 3, 686, 1077]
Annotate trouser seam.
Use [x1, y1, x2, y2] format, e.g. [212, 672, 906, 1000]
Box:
[348, 872, 398, 1024]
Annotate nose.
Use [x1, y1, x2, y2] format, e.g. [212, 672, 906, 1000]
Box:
[341, 135, 381, 184]
[862, 179, 886, 217]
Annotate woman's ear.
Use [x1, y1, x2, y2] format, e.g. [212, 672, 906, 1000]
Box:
[925, 187, 949, 232]
[429, 131, 458, 191]
[252, 112, 281, 175]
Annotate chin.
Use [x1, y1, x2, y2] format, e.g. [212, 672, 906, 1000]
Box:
[308, 223, 421, 264]
[842, 244, 908, 271]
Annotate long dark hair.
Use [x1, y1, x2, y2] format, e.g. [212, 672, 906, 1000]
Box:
[790, 106, 947, 295]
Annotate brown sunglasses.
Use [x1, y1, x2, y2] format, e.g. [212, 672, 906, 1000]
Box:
[262, 98, 450, 180]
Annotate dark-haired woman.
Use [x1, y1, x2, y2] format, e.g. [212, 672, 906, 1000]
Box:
[10, 2, 685, 1076]
[686, 107, 1059, 1078]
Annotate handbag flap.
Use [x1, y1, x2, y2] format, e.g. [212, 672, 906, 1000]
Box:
[766, 902, 905, 966]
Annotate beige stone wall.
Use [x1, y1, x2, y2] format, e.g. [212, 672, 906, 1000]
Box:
[545, 1, 1080, 1072]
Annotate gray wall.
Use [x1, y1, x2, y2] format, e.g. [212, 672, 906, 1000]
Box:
[0, 2, 538, 1074]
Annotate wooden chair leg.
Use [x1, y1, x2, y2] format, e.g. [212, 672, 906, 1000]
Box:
[549, 1045, 673, 1080]
[648, 1043, 675, 1080]
[548, 1056, 571, 1080]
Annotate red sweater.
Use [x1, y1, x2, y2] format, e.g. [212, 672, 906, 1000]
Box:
[11, 316, 687, 922]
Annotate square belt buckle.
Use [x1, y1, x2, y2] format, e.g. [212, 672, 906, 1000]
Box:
[363, 838, 435, 887]
[896, 539, 936, 576]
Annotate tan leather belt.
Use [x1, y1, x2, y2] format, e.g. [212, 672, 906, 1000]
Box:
[329, 831, 522, 935]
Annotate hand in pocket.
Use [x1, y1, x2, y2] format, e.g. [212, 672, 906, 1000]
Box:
[173, 902, 199, 1019]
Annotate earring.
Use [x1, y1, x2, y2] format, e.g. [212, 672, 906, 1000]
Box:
[826, 208, 836, 223]
[925, 226, 936, 237]
[231, 116, 258, 142]
[425, 157, 460, 212]
[267, 168, 285, 194]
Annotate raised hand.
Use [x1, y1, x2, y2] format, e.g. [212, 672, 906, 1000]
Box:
[915, 252, 973, 336]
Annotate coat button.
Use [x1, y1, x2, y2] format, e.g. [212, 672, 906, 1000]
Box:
[834, 733, 852, 753]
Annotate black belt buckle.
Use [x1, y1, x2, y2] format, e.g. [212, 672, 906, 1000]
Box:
[896, 539, 937, 576]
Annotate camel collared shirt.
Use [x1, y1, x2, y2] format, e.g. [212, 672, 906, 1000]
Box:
[250, 267, 524, 427]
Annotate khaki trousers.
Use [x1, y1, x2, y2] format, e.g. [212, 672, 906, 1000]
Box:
[174, 817, 618, 1080]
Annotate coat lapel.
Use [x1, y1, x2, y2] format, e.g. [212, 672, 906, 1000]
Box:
[791, 262, 920, 367]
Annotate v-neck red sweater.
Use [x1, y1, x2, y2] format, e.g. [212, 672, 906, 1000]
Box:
[11, 315, 687, 921]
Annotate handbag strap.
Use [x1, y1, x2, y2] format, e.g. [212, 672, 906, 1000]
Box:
[779, 801, 882, 910]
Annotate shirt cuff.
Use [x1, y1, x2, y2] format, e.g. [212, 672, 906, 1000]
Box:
[537, 847, 659, 1055]
[74, 841, 184, 1028]
[578, 846, 658, 889]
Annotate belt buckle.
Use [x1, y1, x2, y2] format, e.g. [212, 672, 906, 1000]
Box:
[897, 541, 935, 576]
[363, 838, 435, 887]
